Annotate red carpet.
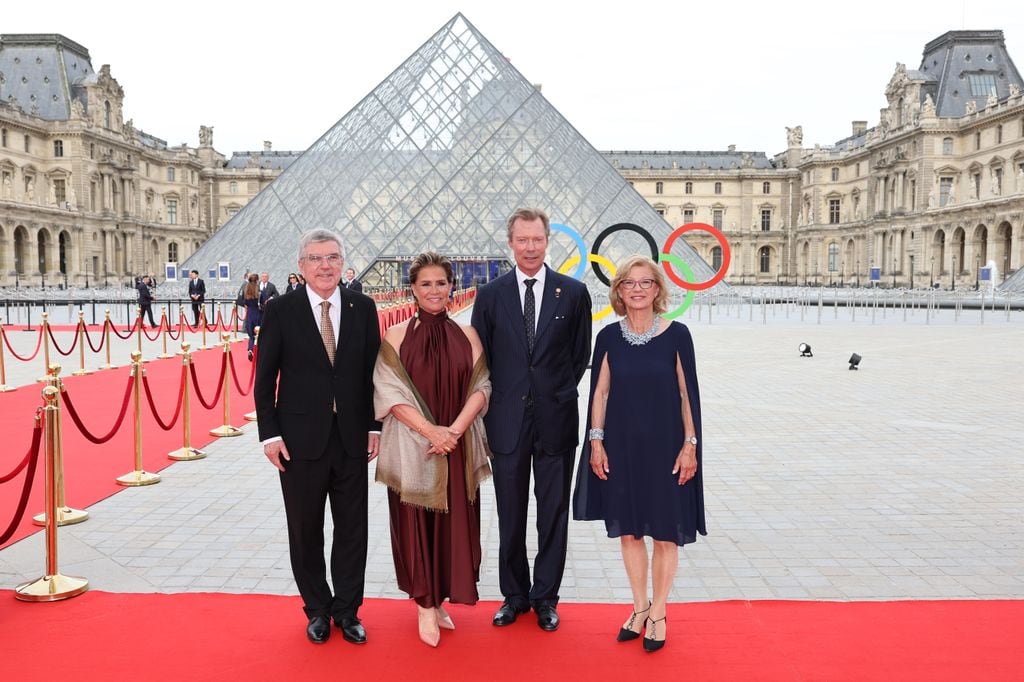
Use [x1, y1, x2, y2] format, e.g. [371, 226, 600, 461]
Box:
[0, 341, 255, 549]
[0, 594, 1020, 680]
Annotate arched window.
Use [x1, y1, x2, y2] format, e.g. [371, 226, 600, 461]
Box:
[714, 182, 722, 195]
[685, 181, 693, 194]
[59, 232, 70, 275]
[168, 242, 178, 262]
[759, 247, 771, 273]
[655, 181, 663, 195]
[762, 181, 771, 194]
[104, 101, 111, 129]
[711, 246, 723, 271]
[828, 242, 839, 272]
[942, 137, 953, 155]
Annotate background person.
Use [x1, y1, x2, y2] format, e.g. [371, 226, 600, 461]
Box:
[188, 269, 206, 326]
[573, 255, 706, 653]
[471, 207, 591, 632]
[137, 275, 157, 328]
[243, 273, 261, 360]
[342, 267, 363, 292]
[285, 273, 301, 292]
[373, 251, 491, 648]
[255, 229, 381, 646]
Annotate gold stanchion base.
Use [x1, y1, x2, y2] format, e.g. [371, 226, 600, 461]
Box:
[157, 353, 174, 359]
[115, 470, 161, 486]
[168, 446, 206, 461]
[71, 368, 95, 376]
[209, 424, 244, 438]
[98, 363, 118, 370]
[32, 506, 89, 527]
[244, 410, 257, 422]
[0, 384, 16, 392]
[37, 375, 51, 383]
[15, 573, 89, 602]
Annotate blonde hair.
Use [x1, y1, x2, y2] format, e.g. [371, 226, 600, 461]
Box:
[609, 255, 669, 316]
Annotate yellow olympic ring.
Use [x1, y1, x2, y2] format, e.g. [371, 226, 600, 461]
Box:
[558, 252, 617, 320]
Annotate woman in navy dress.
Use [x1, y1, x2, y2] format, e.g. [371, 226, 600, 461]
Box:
[242, 273, 261, 360]
[573, 255, 706, 653]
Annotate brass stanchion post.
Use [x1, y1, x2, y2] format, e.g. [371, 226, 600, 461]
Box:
[135, 307, 144, 359]
[0, 317, 15, 392]
[177, 306, 187, 355]
[116, 351, 161, 486]
[34, 364, 88, 526]
[15, 386, 89, 601]
[209, 333, 243, 437]
[157, 306, 173, 359]
[199, 308, 211, 350]
[244, 326, 259, 422]
[233, 305, 241, 341]
[37, 312, 52, 383]
[99, 310, 117, 370]
[168, 342, 206, 461]
[71, 311, 93, 376]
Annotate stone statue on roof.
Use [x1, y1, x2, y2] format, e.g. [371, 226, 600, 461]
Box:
[986, 88, 998, 108]
[786, 126, 803, 148]
[199, 125, 213, 147]
[922, 94, 936, 118]
[1010, 83, 1021, 98]
[70, 97, 85, 119]
[965, 100, 977, 115]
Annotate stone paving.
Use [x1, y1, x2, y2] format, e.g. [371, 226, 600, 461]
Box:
[1, 305, 1023, 605]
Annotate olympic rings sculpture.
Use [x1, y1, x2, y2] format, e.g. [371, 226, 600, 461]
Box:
[550, 222, 730, 320]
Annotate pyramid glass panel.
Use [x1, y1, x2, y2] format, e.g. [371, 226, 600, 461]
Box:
[184, 13, 721, 297]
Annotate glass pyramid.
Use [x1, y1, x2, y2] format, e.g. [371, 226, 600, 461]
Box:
[184, 13, 720, 295]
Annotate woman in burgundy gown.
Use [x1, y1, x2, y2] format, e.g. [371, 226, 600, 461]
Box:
[373, 251, 492, 647]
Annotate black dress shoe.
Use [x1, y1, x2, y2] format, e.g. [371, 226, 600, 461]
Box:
[492, 601, 529, 626]
[536, 605, 560, 632]
[336, 616, 367, 644]
[306, 615, 331, 644]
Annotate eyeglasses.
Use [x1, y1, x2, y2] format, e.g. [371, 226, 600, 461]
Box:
[620, 279, 656, 290]
[302, 254, 342, 265]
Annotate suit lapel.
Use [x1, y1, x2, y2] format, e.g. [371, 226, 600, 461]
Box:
[336, 287, 354, 367]
[533, 266, 562, 344]
[497, 272, 529, 354]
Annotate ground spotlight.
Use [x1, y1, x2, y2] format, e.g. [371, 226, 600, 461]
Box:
[848, 353, 862, 370]
[798, 343, 813, 357]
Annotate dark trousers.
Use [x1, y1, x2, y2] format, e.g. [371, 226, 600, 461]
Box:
[490, 406, 573, 609]
[140, 303, 156, 327]
[279, 422, 368, 620]
[191, 301, 202, 326]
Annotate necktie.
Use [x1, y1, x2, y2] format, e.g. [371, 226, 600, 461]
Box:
[524, 278, 536, 353]
[320, 301, 336, 365]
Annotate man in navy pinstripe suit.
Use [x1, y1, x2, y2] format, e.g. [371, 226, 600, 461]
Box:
[472, 207, 592, 632]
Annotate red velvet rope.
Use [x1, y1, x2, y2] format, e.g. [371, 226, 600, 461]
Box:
[62, 376, 135, 444]
[3, 325, 44, 361]
[110, 319, 139, 340]
[141, 366, 186, 431]
[214, 309, 226, 331]
[228, 345, 257, 396]
[182, 317, 200, 333]
[0, 419, 43, 545]
[0, 420, 42, 484]
[83, 322, 106, 353]
[164, 318, 184, 341]
[140, 322, 164, 342]
[190, 353, 226, 410]
[47, 323, 80, 356]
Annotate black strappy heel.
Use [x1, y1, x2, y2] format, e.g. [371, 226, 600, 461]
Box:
[616, 601, 651, 642]
[643, 615, 667, 652]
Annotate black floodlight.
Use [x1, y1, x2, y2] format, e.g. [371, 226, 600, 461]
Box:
[848, 353, 862, 370]
[799, 343, 813, 357]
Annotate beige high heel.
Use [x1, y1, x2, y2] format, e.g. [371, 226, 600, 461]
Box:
[436, 605, 455, 631]
[417, 605, 440, 647]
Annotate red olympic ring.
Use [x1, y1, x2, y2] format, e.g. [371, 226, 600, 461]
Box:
[661, 223, 731, 291]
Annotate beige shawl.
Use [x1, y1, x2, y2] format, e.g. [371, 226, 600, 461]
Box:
[373, 340, 492, 511]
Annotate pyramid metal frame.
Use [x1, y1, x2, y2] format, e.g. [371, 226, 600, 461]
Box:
[184, 13, 719, 294]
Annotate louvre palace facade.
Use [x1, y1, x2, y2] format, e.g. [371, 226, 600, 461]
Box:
[2, 28, 1023, 289]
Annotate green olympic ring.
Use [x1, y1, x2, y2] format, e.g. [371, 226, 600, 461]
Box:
[658, 253, 696, 320]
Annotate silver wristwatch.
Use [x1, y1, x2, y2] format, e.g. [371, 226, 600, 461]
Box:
[685, 435, 698, 446]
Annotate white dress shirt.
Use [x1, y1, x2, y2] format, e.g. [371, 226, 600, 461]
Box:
[515, 265, 546, 329]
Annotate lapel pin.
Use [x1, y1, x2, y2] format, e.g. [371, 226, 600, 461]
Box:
[555, 287, 561, 298]
[348, 302, 353, 308]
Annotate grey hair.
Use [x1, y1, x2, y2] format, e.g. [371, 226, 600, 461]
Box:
[298, 229, 345, 261]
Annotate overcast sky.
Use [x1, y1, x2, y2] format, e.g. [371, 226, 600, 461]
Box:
[5, 0, 1022, 158]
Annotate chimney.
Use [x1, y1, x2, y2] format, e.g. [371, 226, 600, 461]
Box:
[852, 121, 867, 136]
[263, 141, 272, 152]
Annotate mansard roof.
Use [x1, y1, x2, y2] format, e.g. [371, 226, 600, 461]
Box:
[0, 33, 96, 120]
[225, 151, 302, 171]
[602, 150, 774, 171]
[918, 30, 1024, 118]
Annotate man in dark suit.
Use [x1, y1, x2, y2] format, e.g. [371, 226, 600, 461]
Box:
[471, 207, 592, 632]
[342, 268, 363, 293]
[137, 275, 157, 328]
[187, 269, 205, 326]
[258, 272, 279, 311]
[255, 229, 381, 645]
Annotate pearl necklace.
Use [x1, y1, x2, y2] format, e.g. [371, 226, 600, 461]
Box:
[619, 317, 658, 346]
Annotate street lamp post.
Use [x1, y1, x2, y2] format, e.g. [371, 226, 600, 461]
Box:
[951, 255, 956, 290]
[975, 255, 980, 291]
[892, 257, 897, 288]
[856, 259, 860, 287]
[930, 255, 934, 288]
[910, 254, 915, 289]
